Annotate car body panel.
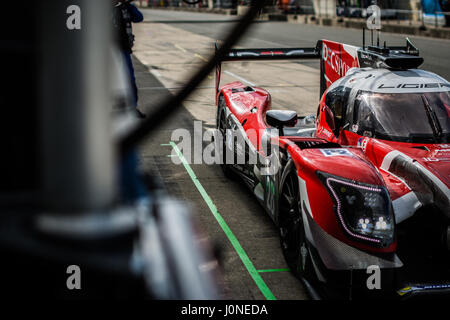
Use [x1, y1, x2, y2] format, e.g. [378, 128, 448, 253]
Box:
[215, 39, 450, 297]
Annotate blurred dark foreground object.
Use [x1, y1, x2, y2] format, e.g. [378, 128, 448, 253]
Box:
[0, 0, 219, 299]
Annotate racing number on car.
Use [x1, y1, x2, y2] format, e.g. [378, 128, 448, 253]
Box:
[320, 149, 353, 157]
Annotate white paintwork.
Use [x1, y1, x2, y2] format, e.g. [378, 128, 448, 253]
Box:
[392, 191, 422, 223]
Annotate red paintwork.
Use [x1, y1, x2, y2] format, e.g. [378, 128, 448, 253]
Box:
[220, 82, 272, 152]
[289, 145, 396, 253]
[219, 81, 397, 253]
[321, 40, 360, 90]
[217, 39, 449, 255]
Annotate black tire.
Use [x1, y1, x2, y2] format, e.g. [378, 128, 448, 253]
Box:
[279, 159, 313, 279]
[217, 96, 233, 178]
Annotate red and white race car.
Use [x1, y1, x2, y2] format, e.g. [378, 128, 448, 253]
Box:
[214, 39, 450, 299]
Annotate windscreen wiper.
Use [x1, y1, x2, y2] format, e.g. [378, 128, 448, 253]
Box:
[421, 94, 443, 141]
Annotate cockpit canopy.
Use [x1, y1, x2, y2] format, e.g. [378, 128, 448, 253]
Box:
[324, 80, 450, 143]
[352, 91, 450, 143]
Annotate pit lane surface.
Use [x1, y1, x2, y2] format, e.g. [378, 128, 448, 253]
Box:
[132, 9, 450, 300]
[141, 9, 450, 80]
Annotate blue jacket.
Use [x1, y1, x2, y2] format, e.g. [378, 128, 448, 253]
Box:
[128, 4, 144, 23]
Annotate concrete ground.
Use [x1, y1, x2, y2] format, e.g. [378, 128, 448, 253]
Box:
[131, 9, 450, 300]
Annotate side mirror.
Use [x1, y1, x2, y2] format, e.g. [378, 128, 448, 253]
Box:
[266, 110, 297, 136]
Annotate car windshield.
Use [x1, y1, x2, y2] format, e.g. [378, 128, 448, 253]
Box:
[354, 90, 450, 143]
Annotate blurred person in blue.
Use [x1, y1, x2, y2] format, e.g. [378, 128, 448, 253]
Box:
[113, 0, 146, 118]
[113, 1, 149, 203]
[439, 0, 450, 26]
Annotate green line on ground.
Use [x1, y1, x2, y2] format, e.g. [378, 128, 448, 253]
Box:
[169, 141, 276, 300]
[160, 143, 171, 146]
[257, 268, 290, 273]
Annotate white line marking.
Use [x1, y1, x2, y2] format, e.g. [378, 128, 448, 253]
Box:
[173, 43, 187, 53]
[150, 69, 161, 77]
[194, 53, 208, 62]
[224, 70, 256, 87]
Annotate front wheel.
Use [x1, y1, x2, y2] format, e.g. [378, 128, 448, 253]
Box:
[279, 160, 313, 279]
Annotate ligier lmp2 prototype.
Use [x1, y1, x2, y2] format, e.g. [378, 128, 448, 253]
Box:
[214, 39, 450, 299]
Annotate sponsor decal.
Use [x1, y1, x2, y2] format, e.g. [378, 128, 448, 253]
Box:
[397, 287, 412, 296]
[261, 51, 283, 55]
[423, 157, 450, 162]
[397, 284, 450, 296]
[321, 40, 359, 88]
[320, 149, 353, 157]
[357, 137, 369, 152]
[423, 157, 440, 162]
[378, 82, 450, 90]
[320, 128, 333, 139]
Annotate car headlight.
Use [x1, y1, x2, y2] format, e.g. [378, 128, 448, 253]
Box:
[317, 171, 394, 247]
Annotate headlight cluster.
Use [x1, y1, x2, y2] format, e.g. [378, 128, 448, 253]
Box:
[318, 172, 394, 247]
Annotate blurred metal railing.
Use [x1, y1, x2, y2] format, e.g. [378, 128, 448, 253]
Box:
[139, 0, 277, 9]
[335, 7, 450, 28]
[136, 0, 450, 28]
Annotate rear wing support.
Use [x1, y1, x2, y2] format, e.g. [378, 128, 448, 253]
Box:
[215, 41, 321, 102]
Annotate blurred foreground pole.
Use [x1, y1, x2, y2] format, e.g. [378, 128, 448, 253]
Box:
[39, 0, 116, 212]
